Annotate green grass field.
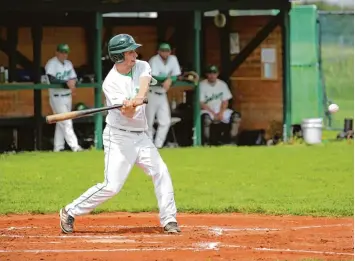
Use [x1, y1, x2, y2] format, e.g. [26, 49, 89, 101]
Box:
[0, 140, 353, 217]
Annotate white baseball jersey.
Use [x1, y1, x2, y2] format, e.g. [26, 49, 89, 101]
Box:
[199, 79, 233, 113]
[148, 54, 181, 93]
[103, 60, 152, 131]
[45, 57, 77, 95]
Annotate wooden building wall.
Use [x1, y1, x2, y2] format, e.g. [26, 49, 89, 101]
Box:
[0, 25, 158, 117]
[0, 15, 283, 131]
[204, 16, 283, 131]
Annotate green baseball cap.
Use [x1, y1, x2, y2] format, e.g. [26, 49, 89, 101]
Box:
[158, 43, 171, 51]
[205, 64, 219, 73]
[57, 43, 70, 53]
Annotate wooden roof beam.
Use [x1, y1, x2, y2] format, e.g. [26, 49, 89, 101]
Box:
[228, 11, 283, 76]
[2, 0, 290, 12]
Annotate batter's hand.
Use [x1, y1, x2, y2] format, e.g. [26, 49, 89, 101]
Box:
[121, 100, 136, 118]
[162, 78, 172, 91]
[131, 97, 146, 107]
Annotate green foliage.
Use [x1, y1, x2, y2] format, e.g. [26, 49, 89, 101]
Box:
[321, 46, 354, 128]
[321, 46, 354, 100]
[293, 2, 353, 11]
[0, 143, 353, 217]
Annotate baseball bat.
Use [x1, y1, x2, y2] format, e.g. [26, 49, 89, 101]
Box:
[46, 98, 148, 124]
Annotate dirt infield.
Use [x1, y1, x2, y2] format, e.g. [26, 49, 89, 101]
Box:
[0, 212, 353, 261]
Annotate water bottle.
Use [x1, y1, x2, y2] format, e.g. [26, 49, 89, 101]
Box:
[183, 91, 187, 104]
[4, 69, 8, 83]
[171, 96, 177, 110]
[0, 66, 5, 83]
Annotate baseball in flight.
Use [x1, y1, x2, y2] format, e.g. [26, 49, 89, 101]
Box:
[328, 103, 339, 113]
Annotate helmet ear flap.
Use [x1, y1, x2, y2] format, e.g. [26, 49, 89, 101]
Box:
[109, 52, 125, 63]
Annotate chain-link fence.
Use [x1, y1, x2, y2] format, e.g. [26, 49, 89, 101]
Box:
[318, 11, 354, 130]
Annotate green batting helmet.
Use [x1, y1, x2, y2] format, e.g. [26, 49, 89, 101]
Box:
[108, 34, 142, 63]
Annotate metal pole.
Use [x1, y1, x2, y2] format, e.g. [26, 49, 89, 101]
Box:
[193, 10, 202, 146]
[94, 12, 103, 149]
[31, 23, 43, 150]
[281, 7, 292, 142]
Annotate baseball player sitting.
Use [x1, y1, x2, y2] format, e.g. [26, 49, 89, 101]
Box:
[146, 43, 182, 149]
[59, 34, 181, 235]
[199, 65, 241, 145]
[45, 44, 83, 152]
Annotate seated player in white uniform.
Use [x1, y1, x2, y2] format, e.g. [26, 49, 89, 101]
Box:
[59, 34, 181, 235]
[146, 43, 181, 149]
[45, 43, 83, 152]
[199, 65, 241, 145]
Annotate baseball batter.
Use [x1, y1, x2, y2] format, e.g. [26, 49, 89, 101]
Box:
[200, 65, 241, 145]
[45, 44, 82, 152]
[146, 43, 181, 148]
[59, 34, 181, 234]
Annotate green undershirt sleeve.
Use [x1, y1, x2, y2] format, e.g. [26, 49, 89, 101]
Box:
[153, 75, 178, 85]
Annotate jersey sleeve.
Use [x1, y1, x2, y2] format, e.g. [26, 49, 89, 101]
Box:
[45, 59, 57, 77]
[199, 82, 206, 102]
[171, 56, 181, 76]
[103, 83, 125, 106]
[67, 61, 77, 80]
[222, 82, 233, 101]
[148, 57, 159, 77]
[139, 61, 152, 78]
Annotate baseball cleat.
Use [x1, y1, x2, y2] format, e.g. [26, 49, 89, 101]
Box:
[73, 146, 84, 152]
[59, 208, 75, 234]
[163, 222, 181, 234]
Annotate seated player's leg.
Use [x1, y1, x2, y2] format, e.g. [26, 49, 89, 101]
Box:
[135, 133, 180, 234]
[227, 110, 242, 144]
[59, 125, 138, 233]
[201, 112, 213, 145]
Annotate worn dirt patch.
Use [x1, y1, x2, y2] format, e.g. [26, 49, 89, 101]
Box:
[0, 212, 353, 261]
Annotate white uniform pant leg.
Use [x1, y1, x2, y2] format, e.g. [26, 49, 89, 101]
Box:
[49, 95, 65, 151]
[135, 132, 177, 227]
[221, 109, 233, 123]
[49, 95, 80, 151]
[154, 93, 171, 148]
[145, 92, 159, 141]
[65, 126, 138, 217]
[200, 109, 233, 123]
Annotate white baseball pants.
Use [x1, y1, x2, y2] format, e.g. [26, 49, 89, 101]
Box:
[145, 91, 171, 148]
[201, 109, 233, 123]
[49, 94, 81, 152]
[65, 124, 178, 227]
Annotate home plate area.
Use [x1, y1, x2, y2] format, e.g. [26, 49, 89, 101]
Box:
[0, 213, 353, 261]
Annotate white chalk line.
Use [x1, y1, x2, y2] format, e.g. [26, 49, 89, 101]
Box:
[291, 224, 353, 230]
[0, 243, 352, 256]
[0, 224, 352, 256]
[221, 244, 354, 256]
[0, 239, 162, 244]
[0, 234, 175, 239]
[0, 247, 200, 253]
[0, 223, 351, 233]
